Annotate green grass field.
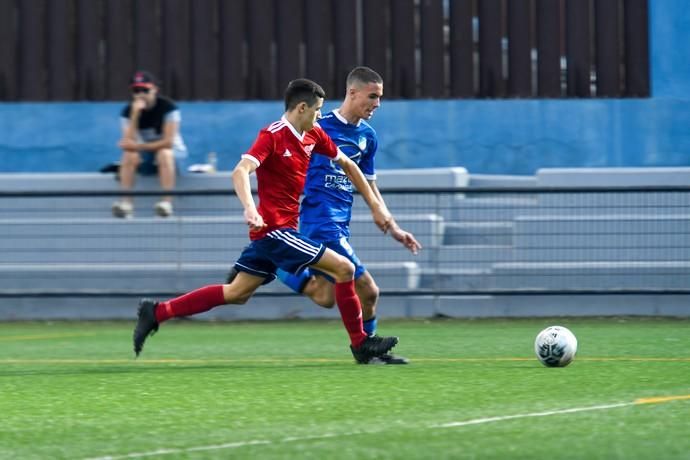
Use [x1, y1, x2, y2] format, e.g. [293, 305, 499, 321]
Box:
[1, 317, 689, 459]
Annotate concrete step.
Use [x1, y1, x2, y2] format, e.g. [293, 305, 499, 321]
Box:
[442, 221, 513, 245]
[0, 261, 422, 292]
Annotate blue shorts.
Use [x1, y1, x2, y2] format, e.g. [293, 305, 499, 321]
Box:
[138, 151, 185, 176]
[300, 221, 366, 281]
[234, 228, 326, 284]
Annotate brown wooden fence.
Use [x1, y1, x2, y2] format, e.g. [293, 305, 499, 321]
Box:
[0, 0, 649, 101]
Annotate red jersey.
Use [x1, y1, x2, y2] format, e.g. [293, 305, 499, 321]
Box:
[242, 116, 339, 240]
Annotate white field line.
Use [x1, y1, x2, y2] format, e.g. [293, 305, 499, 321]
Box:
[83, 394, 690, 460]
[84, 435, 344, 460]
[431, 402, 632, 428]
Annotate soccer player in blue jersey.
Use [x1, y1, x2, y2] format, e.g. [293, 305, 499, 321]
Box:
[228, 67, 421, 364]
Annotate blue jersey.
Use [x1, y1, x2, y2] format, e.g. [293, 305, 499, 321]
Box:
[300, 110, 378, 225]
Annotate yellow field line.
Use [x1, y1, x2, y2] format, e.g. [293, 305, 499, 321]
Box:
[635, 394, 690, 405]
[417, 357, 690, 362]
[578, 357, 690, 362]
[0, 358, 342, 364]
[0, 333, 96, 341]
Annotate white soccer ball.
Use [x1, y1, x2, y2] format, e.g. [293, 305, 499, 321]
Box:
[534, 326, 578, 367]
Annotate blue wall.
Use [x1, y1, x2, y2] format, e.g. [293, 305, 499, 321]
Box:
[1, 0, 688, 175]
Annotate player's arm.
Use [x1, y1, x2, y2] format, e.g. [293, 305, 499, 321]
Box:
[120, 108, 177, 152]
[118, 99, 145, 150]
[124, 99, 144, 141]
[232, 158, 265, 230]
[334, 152, 391, 233]
[369, 179, 422, 254]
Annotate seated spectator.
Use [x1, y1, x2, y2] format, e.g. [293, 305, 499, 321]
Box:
[112, 70, 187, 218]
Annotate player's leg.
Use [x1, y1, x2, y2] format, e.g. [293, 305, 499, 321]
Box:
[301, 275, 335, 308]
[275, 235, 352, 308]
[261, 228, 398, 360]
[309, 248, 366, 343]
[276, 236, 393, 338]
[309, 248, 398, 363]
[133, 273, 265, 356]
[319, 232, 407, 363]
[275, 268, 335, 308]
[355, 271, 380, 335]
[154, 148, 175, 217]
[274, 221, 338, 307]
[112, 150, 141, 218]
[355, 271, 409, 365]
[133, 242, 272, 356]
[157, 271, 264, 320]
[320, 239, 386, 339]
[302, 237, 368, 315]
[275, 267, 313, 295]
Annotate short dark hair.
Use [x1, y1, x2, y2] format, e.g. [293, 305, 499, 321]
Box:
[284, 78, 326, 111]
[346, 66, 383, 89]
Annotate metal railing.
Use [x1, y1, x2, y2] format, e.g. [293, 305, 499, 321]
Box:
[1, 185, 689, 298]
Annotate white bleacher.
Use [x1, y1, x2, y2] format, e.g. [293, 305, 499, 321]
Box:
[442, 221, 513, 245]
[0, 216, 246, 264]
[374, 167, 469, 188]
[0, 171, 240, 191]
[0, 261, 422, 293]
[351, 167, 468, 220]
[1, 167, 689, 319]
[511, 214, 690, 262]
[489, 261, 690, 290]
[536, 168, 690, 216]
[0, 172, 244, 218]
[348, 213, 443, 264]
[536, 167, 690, 186]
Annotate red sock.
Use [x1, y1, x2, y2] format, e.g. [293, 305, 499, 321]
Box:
[155, 285, 226, 323]
[334, 280, 367, 347]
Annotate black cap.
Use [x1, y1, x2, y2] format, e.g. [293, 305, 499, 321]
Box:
[129, 70, 157, 88]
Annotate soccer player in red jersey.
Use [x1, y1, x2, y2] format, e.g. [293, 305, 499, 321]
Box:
[132, 78, 400, 363]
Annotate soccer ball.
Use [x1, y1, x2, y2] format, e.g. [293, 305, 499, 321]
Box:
[534, 326, 578, 367]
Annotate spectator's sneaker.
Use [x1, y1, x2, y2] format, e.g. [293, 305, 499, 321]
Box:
[350, 335, 399, 364]
[154, 201, 173, 217]
[133, 299, 159, 356]
[367, 353, 410, 365]
[112, 200, 133, 218]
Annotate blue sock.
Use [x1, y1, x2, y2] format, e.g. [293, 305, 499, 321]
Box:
[363, 316, 378, 336]
[277, 268, 311, 293]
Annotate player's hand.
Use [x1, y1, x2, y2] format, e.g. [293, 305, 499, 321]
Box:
[118, 138, 139, 151]
[244, 208, 266, 231]
[131, 98, 147, 112]
[390, 227, 422, 255]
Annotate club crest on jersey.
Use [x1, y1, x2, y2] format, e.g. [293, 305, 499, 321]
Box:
[304, 144, 315, 157]
[358, 136, 367, 151]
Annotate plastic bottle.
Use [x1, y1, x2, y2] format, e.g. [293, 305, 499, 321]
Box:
[207, 151, 218, 173]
